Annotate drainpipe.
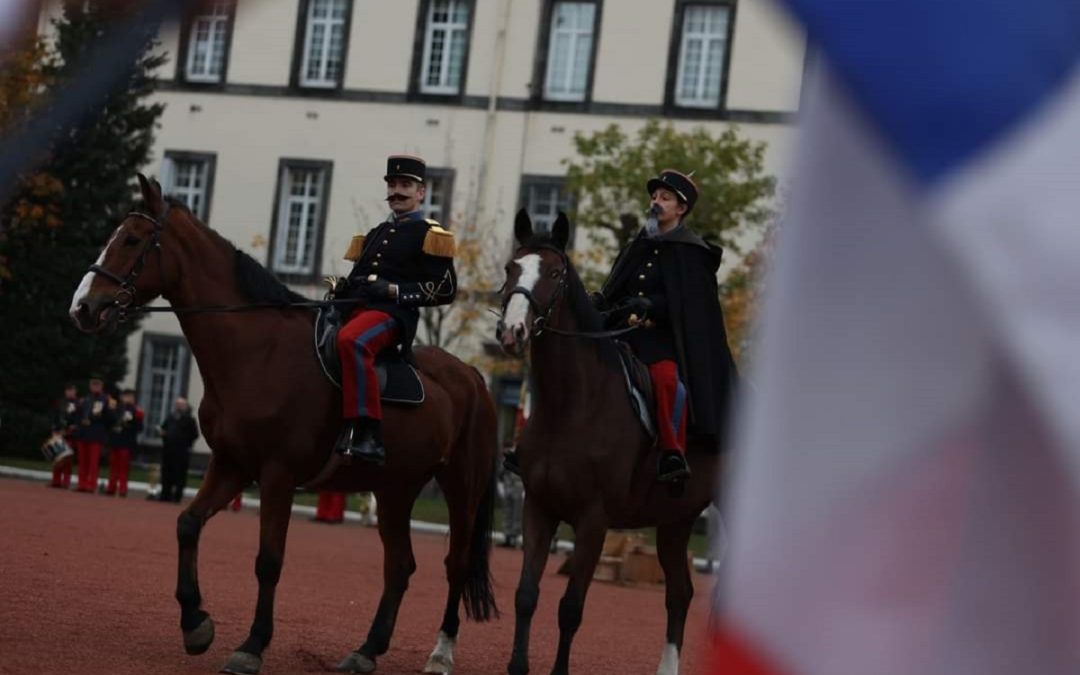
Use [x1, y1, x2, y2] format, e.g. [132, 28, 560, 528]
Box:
[471, 0, 513, 226]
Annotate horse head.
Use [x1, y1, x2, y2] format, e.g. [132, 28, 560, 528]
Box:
[497, 209, 572, 355]
[70, 173, 184, 333]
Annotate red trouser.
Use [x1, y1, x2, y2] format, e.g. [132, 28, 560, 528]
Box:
[337, 310, 399, 419]
[649, 360, 687, 454]
[76, 441, 103, 492]
[52, 455, 72, 488]
[316, 491, 346, 522]
[106, 448, 131, 496]
[230, 494, 243, 511]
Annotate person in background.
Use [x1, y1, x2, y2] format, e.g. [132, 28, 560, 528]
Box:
[75, 375, 113, 493]
[499, 443, 524, 548]
[314, 491, 347, 524]
[105, 388, 143, 497]
[49, 383, 79, 489]
[158, 397, 199, 503]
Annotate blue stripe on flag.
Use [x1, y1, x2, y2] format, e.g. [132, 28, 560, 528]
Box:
[784, 0, 1080, 182]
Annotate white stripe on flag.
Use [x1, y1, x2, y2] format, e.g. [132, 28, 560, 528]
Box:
[721, 64, 1080, 675]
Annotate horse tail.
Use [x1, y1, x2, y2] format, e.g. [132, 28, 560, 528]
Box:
[462, 365, 499, 622]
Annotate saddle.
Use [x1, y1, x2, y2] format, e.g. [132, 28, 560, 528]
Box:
[614, 341, 656, 439]
[314, 304, 424, 405]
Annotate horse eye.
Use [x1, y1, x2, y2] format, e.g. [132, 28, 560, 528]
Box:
[123, 235, 141, 247]
[549, 269, 560, 279]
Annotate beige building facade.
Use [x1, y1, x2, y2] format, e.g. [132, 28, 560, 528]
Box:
[51, 0, 805, 450]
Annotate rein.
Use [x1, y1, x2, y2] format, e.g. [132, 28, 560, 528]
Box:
[88, 207, 366, 322]
[496, 244, 642, 341]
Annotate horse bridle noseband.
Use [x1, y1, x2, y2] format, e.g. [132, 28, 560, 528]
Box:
[87, 207, 170, 321]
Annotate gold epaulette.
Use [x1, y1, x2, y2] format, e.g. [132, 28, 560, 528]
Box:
[422, 223, 455, 258]
[343, 235, 366, 262]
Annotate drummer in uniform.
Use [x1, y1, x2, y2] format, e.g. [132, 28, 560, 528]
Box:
[48, 383, 79, 489]
[333, 155, 457, 465]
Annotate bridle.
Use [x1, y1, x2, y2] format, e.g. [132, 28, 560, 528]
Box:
[496, 244, 640, 341]
[87, 207, 170, 321]
[498, 244, 569, 338]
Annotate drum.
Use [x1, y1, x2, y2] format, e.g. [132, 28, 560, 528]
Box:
[41, 433, 74, 465]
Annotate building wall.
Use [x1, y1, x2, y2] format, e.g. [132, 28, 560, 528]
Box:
[47, 0, 804, 453]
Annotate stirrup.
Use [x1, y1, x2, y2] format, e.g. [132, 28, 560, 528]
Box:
[657, 452, 690, 483]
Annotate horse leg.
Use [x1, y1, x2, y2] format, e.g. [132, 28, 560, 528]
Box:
[176, 457, 249, 656]
[507, 499, 559, 675]
[337, 484, 423, 674]
[549, 506, 607, 675]
[424, 462, 498, 674]
[654, 517, 697, 675]
[221, 462, 294, 675]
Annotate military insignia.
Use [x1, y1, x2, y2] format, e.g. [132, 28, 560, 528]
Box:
[343, 234, 366, 261]
[422, 225, 455, 258]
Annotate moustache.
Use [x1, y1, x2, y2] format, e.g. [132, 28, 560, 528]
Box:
[645, 203, 663, 217]
[385, 194, 409, 202]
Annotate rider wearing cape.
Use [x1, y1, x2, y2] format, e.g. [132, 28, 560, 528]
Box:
[594, 170, 738, 481]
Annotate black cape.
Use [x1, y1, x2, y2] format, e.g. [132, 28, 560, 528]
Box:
[601, 227, 738, 442]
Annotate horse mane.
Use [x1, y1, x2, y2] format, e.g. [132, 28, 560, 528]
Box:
[521, 234, 621, 369]
[156, 196, 308, 305]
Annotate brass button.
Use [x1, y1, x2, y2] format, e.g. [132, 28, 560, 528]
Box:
[372, 261, 380, 267]
[376, 253, 382, 258]
[390, 228, 396, 233]
[383, 239, 389, 244]
[639, 274, 645, 280]
[653, 249, 659, 254]
[637, 291, 644, 297]
[646, 262, 653, 268]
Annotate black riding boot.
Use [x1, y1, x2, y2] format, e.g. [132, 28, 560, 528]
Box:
[335, 417, 386, 466]
[657, 450, 690, 483]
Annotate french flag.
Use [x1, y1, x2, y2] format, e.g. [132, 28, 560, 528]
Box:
[715, 2, 1080, 674]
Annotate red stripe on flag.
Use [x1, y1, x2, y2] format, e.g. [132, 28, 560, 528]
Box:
[710, 624, 785, 675]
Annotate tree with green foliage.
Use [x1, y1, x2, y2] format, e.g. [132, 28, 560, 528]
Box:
[0, 1, 164, 455]
[565, 119, 776, 256]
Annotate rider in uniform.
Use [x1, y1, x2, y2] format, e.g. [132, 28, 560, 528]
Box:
[333, 155, 457, 465]
[592, 170, 738, 482]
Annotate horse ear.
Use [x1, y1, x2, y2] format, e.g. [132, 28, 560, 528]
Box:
[137, 173, 165, 215]
[514, 208, 534, 245]
[551, 211, 571, 250]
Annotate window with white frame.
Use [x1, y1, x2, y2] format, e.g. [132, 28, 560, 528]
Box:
[299, 0, 350, 88]
[675, 4, 731, 108]
[162, 152, 214, 221]
[420, 0, 470, 94]
[137, 335, 190, 443]
[185, 3, 231, 82]
[272, 163, 329, 276]
[544, 2, 596, 102]
[520, 177, 574, 244]
[421, 170, 454, 224]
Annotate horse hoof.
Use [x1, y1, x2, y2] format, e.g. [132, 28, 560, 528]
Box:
[183, 616, 215, 655]
[423, 653, 453, 674]
[220, 650, 262, 674]
[337, 650, 376, 673]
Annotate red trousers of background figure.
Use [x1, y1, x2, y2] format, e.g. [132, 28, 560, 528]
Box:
[51, 456, 72, 488]
[648, 360, 688, 454]
[76, 441, 103, 492]
[336, 310, 399, 419]
[316, 492, 346, 523]
[105, 448, 131, 496]
[230, 494, 243, 511]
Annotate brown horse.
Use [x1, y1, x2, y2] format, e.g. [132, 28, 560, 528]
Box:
[497, 210, 724, 675]
[69, 175, 499, 675]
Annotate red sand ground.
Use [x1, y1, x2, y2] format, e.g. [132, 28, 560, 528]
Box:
[0, 477, 714, 674]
